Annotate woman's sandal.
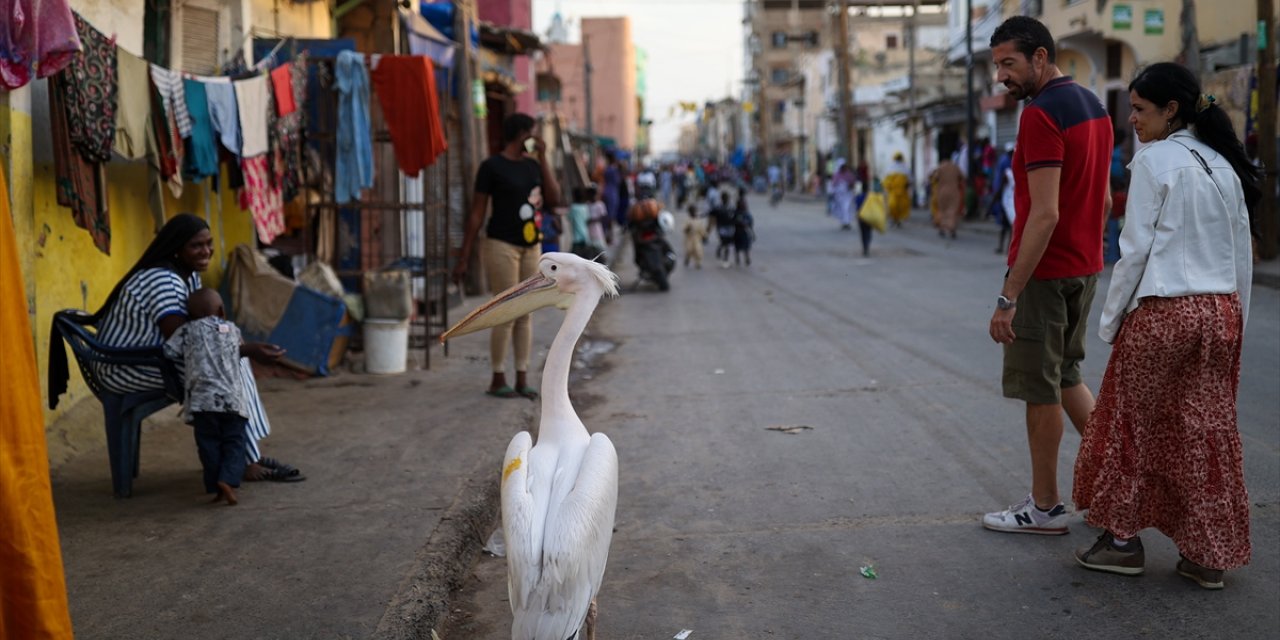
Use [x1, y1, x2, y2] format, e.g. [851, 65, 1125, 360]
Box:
[485, 385, 520, 399]
[517, 386, 539, 400]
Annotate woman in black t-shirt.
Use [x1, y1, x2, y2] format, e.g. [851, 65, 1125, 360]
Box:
[454, 113, 563, 399]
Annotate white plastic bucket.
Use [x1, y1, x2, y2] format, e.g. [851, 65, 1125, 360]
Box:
[363, 318, 409, 374]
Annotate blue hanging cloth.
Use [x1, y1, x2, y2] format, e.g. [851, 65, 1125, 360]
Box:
[335, 50, 373, 204]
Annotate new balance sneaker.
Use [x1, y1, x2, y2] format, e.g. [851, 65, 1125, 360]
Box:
[1177, 556, 1225, 590]
[1075, 532, 1145, 575]
[981, 494, 1070, 535]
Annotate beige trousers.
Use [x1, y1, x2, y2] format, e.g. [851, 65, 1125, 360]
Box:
[482, 237, 541, 373]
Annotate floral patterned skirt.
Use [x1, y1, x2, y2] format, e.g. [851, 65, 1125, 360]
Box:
[1073, 294, 1250, 570]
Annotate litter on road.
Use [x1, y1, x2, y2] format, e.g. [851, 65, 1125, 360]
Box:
[765, 425, 814, 434]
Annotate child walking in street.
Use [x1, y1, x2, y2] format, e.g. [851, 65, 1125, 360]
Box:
[163, 288, 251, 506]
[682, 204, 708, 269]
[588, 184, 610, 253]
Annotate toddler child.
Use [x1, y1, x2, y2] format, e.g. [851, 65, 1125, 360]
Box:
[163, 288, 250, 506]
[682, 204, 708, 269]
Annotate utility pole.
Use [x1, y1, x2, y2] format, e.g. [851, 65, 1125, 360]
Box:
[964, 0, 976, 217]
[1258, 0, 1277, 259]
[583, 34, 594, 142]
[836, 0, 854, 161]
[455, 0, 481, 290]
[1181, 0, 1202, 79]
[907, 0, 919, 205]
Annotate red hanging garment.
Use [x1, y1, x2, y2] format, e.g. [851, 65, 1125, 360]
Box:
[370, 55, 448, 176]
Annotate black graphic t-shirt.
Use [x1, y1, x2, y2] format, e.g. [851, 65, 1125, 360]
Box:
[475, 155, 544, 247]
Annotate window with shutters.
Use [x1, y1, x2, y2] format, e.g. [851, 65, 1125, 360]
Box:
[181, 6, 221, 74]
[170, 0, 235, 76]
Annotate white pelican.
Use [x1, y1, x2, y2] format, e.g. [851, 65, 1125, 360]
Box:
[442, 252, 620, 640]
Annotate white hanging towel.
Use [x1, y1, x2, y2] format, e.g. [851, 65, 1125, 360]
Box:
[234, 73, 271, 158]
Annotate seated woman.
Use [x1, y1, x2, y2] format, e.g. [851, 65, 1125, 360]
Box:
[90, 213, 303, 482]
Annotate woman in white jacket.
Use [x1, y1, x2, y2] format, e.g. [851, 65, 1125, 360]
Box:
[1071, 63, 1261, 589]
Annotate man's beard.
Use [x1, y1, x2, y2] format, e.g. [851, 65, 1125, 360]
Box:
[1005, 79, 1033, 100]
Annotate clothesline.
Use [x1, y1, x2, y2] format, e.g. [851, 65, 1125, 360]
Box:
[46, 10, 448, 255]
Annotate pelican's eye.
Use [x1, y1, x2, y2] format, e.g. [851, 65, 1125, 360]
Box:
[550, 264, 558, 272]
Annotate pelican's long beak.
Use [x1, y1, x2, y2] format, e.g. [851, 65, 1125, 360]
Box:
[441, 273, 571, 342]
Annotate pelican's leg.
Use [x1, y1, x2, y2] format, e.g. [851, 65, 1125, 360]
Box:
[585, 599, 598, 640]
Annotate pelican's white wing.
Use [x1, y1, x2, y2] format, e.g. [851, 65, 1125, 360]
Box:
[501, 431, 541, 615]
[513, 433, 618, 640]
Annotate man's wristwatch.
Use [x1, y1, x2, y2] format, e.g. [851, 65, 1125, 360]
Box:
[996, 295, 1017, 310]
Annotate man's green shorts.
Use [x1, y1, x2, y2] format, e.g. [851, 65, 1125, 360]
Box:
[1003, 274, 1098, 405]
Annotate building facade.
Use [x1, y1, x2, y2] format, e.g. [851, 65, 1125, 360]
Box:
[534, 16, 638, 151]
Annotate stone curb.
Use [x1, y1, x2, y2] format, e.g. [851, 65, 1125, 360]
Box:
[373, 463, 503, 640]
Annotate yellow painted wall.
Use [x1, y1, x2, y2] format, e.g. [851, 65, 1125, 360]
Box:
[4, 0, 331, 463]
[29, 161, 255, 428]
[1057, 49, 1095, 90]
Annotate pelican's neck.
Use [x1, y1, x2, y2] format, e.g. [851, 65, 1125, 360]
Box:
[539, 286, 600, 441]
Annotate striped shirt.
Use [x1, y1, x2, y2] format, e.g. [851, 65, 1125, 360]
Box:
[96, 268, 199, 393]
[150, 64, 193, 139]
[96, 268, 270, 460]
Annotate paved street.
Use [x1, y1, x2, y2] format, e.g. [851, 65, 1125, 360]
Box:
[441, 195, 1280, 639]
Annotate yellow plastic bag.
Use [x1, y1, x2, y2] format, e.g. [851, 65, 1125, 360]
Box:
[858, 192, 888, 233]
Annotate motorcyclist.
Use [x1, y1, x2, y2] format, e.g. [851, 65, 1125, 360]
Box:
[627, 197, 674, 291]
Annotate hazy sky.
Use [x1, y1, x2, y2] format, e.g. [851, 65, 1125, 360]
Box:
[531, 0, 745, 153]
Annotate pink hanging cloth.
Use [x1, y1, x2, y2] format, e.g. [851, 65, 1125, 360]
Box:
[0, 0, 81, 90]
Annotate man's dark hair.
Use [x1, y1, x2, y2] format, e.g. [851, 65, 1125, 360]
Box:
[502, 113, 536, 143]
[990, 16, 1055, 63]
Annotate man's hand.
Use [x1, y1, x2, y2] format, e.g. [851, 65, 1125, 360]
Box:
[453, 255, 468, 283]
[989, 307, 1017, 344]
[243, 342, 286, 364]
[530, 136, 547, 158]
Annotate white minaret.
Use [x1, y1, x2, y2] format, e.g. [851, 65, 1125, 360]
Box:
[546, 2, 569, 44]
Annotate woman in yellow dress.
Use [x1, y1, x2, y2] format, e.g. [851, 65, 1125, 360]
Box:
[884, 152, 912, 227]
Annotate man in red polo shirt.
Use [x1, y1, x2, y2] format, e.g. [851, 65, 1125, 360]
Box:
[983, 16, 1113, 536]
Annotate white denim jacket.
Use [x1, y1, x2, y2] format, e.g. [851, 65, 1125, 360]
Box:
[1099, 129, 1253, 344]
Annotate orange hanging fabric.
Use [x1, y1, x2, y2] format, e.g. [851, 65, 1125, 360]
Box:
[0, 169, 74, 639]
[370, 55, 447, 176]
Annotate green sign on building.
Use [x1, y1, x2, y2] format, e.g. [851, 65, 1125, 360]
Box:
[1144, 9, 1164, 35]
[1113, 5, 1133, 30]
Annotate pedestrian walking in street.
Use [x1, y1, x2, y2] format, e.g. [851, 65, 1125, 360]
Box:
[601, 151, 624, 231]
[682, 204, 708, 269]
[855, 179, 885, 257]
[163, 288, 251, 506]
[568, 187, 605, 262]
[712, 191, 736, 267]
[992, 142, 1016, 254]
[454, 113, 562, 400]
[932, 154, 963, 239]
[884, 152, 912, 227]
[733, 188, 755, 267]
[832, 162, 856, 230]
[52, 213, 302, 483]
[1072, 63, 1259, 588]
[588, 184, 610, 252]
[983, 16, 1113, 535]
[541, 206, 562, 254]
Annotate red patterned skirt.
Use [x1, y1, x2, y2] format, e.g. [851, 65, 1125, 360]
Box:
[1073, 294, 1250, 570]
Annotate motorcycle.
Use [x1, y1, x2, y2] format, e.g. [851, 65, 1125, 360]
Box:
[629, 199, 676, 292]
